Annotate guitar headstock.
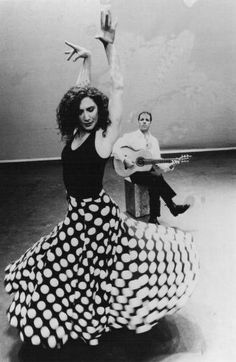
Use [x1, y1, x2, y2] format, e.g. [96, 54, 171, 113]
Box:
[179, 154, 192, 163]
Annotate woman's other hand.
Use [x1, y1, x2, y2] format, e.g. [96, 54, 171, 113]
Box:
[65, 42, 91, 62]
[95, 10, 117, 46]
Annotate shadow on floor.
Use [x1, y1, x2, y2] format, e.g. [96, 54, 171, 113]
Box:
[6, 316, 200, 362]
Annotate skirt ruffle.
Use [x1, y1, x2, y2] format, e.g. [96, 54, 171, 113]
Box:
[4, 189, 199, 348]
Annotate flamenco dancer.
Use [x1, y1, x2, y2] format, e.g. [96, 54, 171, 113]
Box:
[4, 9, 199, 356]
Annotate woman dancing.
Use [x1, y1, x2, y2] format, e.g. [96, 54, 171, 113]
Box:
[4, 10, 199, 352]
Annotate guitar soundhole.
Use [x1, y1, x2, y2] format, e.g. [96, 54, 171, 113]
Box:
[136, 157, 145, 166]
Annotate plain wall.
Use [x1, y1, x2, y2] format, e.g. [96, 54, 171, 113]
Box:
[0, 0, 236, 161]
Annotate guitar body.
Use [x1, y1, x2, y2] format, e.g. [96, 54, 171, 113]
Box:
[114, 148, 153, 177]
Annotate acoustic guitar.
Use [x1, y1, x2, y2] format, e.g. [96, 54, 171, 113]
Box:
[113, 146, 191, 177]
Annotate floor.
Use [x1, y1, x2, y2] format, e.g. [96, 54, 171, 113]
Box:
[0, 151, 236, 362]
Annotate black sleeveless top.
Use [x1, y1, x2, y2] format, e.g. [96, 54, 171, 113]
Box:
[61, 131, 108, 199]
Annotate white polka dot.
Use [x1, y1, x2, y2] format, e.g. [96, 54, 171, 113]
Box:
[67, 254, 76, 263]
[103, 195, 110, 203]
[41, 284, 49, 294]
[115, 278, 126, 289]
[137, 286, 149, 299]
[49, 318, 59, 330]
[71, 238, 79, 247]
[158, 273, 167, 286]
[56, 288, 64, 298]
[64, 217, 70, 225]
[10, 316, 18, 327]
[146, 239, 154, 250]
[149, 262, 157, 273]
[56, 326, 65, 338]
[85, 213, 93, 222]
[121, 253, 130, 263]
[129, 279, 140, 290]
[32, 291, 40, 302]
[78, 282, 87, 290]
[55, 247, 62, 257]
[89, 204, 99, 212]
[24, 325, 34, 337]
[75, 223, 83, 231]
[176, 283, 186, 297]
[167, 261, 175, 274]
[48, 335, 57, 348]
[157, 251, 165, 262]
[53, 262, 61, 272]
[130, 250, 138, 260]
[158, 285, 168, 298]
[43, 268, 53, 278]
[157, 297, 168, 310]
[157, 262, 166, 274]
[60, 258, 68, 268]
[121, 270, 132, 280]
[31, 335, 41, 345]
[138, 239, 145, 248]
[139, 262, 148, 274]
[167, 273, 176, 286]
[71, 213, 78, 221]
[79, 318, 87, 327]
[103, 223, 109, 231]
[43, 309, 52, 320]
[28, 308, 36, 319]
[149, 274, 158, 286]
[15, 304, 21, 315]
[50, 278, 59, 287]
[37, 301, 46, 311]
[129, 262, 138, 273]
[94, 218, 103, 226]
[96, 232, 104, 241]
[129, 238, 137, 248]
[34, 317, 43, 328]
[139, 274, 149, 286]
[53, 303, 62, 313]
[97, 246, 105, 254]
[149, 285, 158, 299]
[59, 232, 66, 241]
[97, 306, 105, 315]
[88, 227, 96, 235]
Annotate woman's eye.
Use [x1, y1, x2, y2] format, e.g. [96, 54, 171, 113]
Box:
[88, 107, 94, 112]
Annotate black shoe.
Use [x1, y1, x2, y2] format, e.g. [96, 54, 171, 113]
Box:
[169, 203, 190, 216]
[149, 216, 160, 225]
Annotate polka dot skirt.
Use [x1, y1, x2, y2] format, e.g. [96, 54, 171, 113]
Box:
[4, 189, 199, 349]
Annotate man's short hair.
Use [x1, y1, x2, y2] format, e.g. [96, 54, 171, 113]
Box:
[138, 111, 152, 122]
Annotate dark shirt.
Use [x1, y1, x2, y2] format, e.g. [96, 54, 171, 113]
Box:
[61, 131, 108, 199]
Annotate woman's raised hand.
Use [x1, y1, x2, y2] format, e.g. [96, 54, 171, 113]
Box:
[95, 10, 117, 46]
[65, 41, 91, 62]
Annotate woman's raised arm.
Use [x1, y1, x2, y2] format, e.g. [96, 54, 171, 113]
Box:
[96, 10, 124, 148]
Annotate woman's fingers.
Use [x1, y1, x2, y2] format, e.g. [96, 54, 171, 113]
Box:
[66, 50, 76, 61]
[65, 40, 80, 51]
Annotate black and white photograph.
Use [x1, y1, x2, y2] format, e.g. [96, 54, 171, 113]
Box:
[0, 0, 235, 361]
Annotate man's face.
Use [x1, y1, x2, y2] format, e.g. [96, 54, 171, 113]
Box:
[138, 113, 151, 132]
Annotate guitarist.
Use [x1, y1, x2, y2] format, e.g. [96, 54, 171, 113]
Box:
[113, 111, 190, 224]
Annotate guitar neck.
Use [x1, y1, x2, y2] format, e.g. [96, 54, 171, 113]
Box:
[142, 158, 176, 165]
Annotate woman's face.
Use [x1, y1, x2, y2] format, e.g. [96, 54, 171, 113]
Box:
[78, 97, 98, 132]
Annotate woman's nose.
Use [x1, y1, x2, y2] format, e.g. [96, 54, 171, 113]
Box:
[84, 112, 90, 120]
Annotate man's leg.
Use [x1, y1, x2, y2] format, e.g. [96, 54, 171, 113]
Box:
[131, 171, 190, 219]
[152, 173, 190, 216]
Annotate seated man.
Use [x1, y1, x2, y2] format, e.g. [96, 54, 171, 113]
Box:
[113, 111, 190, 224]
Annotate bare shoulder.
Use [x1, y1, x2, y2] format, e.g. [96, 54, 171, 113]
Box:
[95, 129, 113, 159]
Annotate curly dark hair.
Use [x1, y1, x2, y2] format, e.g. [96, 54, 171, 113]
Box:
[56, 86, 111, 143]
